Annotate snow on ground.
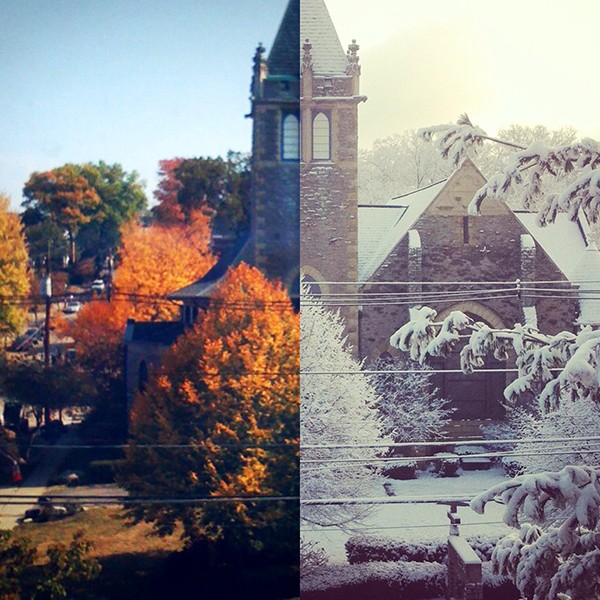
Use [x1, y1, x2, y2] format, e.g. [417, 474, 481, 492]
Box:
[302, 466, 512, 564]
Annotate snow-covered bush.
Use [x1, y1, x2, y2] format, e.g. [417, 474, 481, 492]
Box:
[345, 533, 500, 564]
[300, 537, 329, 578]
[300, 560, 446, 600]
[370, 357, 453, 443]
[300, 559, 519, 600]
[432, 452, 460, 477]
[301, 284, 386, 527]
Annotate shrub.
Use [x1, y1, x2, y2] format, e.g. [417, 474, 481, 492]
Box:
[300, 558, 520, 600]
[300, 561, 446, 600]
[432, 452, 460, 477]
[346, 533, 500, 564]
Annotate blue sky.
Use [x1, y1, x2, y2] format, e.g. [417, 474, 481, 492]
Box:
[0, 0, 287, 208]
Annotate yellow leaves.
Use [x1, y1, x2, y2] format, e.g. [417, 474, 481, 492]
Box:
[114, 213, 214, 321]
[0, 194, 30, 335]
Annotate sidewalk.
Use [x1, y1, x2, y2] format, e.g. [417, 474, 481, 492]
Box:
[0, 427, 78, 530]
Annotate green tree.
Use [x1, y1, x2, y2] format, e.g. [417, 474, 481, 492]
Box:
[120, 263, 299, 564]
[22, 165, 101, 266]
[22, 162, 147, 270]
[0, 194, 30, 338]
[1, 360, 97, 427]
[153, 152, 250, 236]
[76, 161, 147, 262]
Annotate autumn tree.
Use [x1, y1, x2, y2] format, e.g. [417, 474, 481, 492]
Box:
[0, 194, 30, 338]
[120, 263, 299, 565]
[153, 153, 250, 236]
[64, 211, 214, 375]
[23, 165, 101, 265]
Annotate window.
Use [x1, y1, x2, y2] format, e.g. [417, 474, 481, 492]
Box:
[463, 216, 469, 244]
[281, 113, 299, 160]
[312, 112, 330, 160]
[138, 361, 148, 393]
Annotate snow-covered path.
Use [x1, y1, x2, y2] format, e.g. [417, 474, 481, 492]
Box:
[302, 467, 512, 563]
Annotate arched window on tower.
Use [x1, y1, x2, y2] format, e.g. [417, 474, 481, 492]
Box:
[312, 112, 331, 160]
[282, 113, 299, 160]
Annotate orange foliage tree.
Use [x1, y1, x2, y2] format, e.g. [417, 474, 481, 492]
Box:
[120, 263, 299, 564]
[64, 211, 214, 374]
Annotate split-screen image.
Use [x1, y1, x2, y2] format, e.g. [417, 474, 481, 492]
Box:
[1, 1, 600, 598]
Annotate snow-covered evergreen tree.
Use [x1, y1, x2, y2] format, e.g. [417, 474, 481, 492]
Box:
[300, 285, 385, 527]
[370, 357, 453, 443]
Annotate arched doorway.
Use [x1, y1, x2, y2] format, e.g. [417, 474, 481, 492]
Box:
[430, 305, 507, 420]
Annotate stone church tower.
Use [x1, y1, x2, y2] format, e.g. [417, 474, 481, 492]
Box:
[248, 0, 300, 290]
[300, 0, 365, 349]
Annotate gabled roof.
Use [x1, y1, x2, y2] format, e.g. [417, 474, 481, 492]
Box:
[300, 0, 347, 76]
[268, 0, 300, 77]
[168, 234, 250, 300]
[514, 212, 589, 280]
[570, 243, 600, 325]
[359, 179, 446, 281]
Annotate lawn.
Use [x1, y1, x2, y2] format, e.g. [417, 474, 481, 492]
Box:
[15, 506, 184, 600]
[15, 506, 300, 599]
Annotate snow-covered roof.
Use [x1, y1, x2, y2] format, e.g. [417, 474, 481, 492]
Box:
[300, 0, 348, 76]
[514, 212, 589, 280]
[358, 180, 446, 281]
[570, 243, 600, 325]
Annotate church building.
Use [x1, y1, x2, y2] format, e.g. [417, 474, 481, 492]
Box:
[297, 0, 599, 431]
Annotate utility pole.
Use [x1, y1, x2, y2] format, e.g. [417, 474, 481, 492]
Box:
[107, 251, 114, 302]
[42, 247, 52, 426]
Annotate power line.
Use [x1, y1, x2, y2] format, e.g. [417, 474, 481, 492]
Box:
[300, 520, 506, 532]
[300, 445, 600, 468]
[301, 434, 600, 451]
[0, 494, 299, 505]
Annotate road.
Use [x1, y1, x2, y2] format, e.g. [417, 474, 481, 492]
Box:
[0, 427, 78, 529]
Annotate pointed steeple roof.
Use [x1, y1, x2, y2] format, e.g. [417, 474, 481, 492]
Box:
[267, 0, 300, 77]
[301, 0, 347, 76]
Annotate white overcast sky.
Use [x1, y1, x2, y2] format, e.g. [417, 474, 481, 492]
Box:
[325, 0, 600, 147]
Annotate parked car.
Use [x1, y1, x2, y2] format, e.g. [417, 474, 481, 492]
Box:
[91, 279, 105, 293]
[8, 327, 43, 352]
[63, 300, 82, 314]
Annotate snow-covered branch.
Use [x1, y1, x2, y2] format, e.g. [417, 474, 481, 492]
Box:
[418, 114, 488, 167]
[470, 466, 600, 600]
[390, 308, 600, 411]
[469, 138, 600, 224]
[419, 114, 600, 224]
